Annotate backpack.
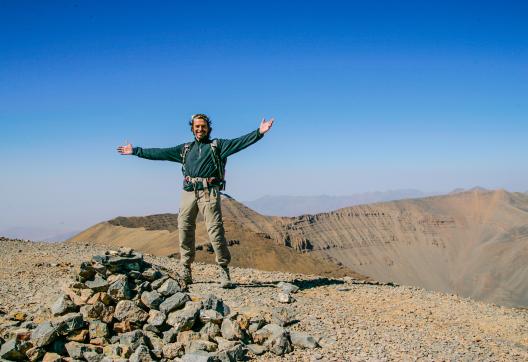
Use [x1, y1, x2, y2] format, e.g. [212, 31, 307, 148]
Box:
[180, 139, 226, 189]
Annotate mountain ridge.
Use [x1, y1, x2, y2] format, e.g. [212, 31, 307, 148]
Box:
[244, 189, 435, 216]
[68, 189, 528, 307]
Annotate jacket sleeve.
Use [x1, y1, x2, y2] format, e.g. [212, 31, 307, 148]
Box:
[132, 144, 184, 163]
[218, 129, 264, 159]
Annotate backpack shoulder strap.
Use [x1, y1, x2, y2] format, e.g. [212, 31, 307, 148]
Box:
[210, 139, 226, 181]
[180, 142, 192, 175]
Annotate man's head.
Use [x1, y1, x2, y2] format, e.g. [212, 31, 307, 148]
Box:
[189, 114, 212, 141]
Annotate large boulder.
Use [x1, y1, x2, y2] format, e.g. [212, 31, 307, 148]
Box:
[30, 321, 59, 347]
[166, 302, 201, 332]
[53, 313, 85, 335]
[114, 301, 148, 325]
[159, 292, 190, 314]
[107, 278, 133, 301]
[92, 252, 143, 273]
[85, 274, 109, 292]
[140, 291, 163, 310]
[50, 294, 77, 316]
[157, 278, 182, 296]
[146, 310, 166, 327]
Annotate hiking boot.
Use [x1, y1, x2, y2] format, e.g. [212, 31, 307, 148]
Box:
[219, 265, 233, 289]
[181, 265, 193, 285]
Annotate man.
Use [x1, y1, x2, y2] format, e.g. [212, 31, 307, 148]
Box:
[117, 114, 274, 288]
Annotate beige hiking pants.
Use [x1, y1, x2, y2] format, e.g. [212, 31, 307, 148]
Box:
[178, 186, 231, 267]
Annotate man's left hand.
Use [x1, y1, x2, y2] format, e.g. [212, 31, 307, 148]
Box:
[259, 117, 275, 135]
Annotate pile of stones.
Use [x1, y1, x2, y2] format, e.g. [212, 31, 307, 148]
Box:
[0, 248, 318, 361]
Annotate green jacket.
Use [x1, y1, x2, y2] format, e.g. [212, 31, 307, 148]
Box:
[132, 129, 264, 190]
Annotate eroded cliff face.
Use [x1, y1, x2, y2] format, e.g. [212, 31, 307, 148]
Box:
[70, 190, 528, 307]
[269, 190, 528, 307]
[274, 206, 458, 254]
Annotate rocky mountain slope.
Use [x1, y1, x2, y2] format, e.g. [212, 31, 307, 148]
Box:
[68, 189, 528, 307]
[67, 195, 361, 279]
[1, 237, 527, 361]
[271, 189, 528, 307]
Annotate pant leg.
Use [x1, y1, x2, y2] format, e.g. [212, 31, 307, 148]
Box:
[197, 186, 231, 267]
[178, 190, 199, 266]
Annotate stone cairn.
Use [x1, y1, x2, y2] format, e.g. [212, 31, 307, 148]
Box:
[0, 248, 318, 361]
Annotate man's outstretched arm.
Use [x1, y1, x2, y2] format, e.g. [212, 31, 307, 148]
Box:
[219, 118, 274, 159]
[117, 143, 133, 155]
[116, 143, 184, 162]
[259, 117, 274, 135]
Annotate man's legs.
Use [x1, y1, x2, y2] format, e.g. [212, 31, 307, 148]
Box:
[197, 186, 232, 287]
[178, 190, 199, 283]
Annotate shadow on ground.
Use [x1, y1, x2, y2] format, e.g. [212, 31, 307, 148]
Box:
[235, 277, 398, 289]
[233, 277, 346, 290]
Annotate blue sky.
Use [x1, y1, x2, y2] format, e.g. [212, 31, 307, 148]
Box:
[1, 1, 527, 237]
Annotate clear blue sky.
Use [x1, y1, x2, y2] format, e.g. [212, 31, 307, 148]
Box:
[1, 1, 527, 236]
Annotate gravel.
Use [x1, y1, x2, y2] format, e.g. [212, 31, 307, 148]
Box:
[1, 237, 527, 361]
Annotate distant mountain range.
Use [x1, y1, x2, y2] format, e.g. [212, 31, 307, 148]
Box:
[68, 188, 528, 307]
[244, 189, 436, 216]
[0, 226, 80, 242]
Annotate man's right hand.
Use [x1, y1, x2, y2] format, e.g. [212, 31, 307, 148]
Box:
[117, 143, 133, 155]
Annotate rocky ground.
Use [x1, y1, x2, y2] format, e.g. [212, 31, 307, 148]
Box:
[1, 237, 527, 361]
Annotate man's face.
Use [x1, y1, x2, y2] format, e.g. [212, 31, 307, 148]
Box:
[192, 118, 209, 141]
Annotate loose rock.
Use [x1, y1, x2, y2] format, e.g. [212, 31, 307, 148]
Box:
[159, 292, 191, 314]
[166, 302, 201, 332]
[50, 294, 76, 316]
[30, 321, 59, 347]
[290, 331, 319, 349]
[114, 300, 148, 325]
[277, 281, 300, 294]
